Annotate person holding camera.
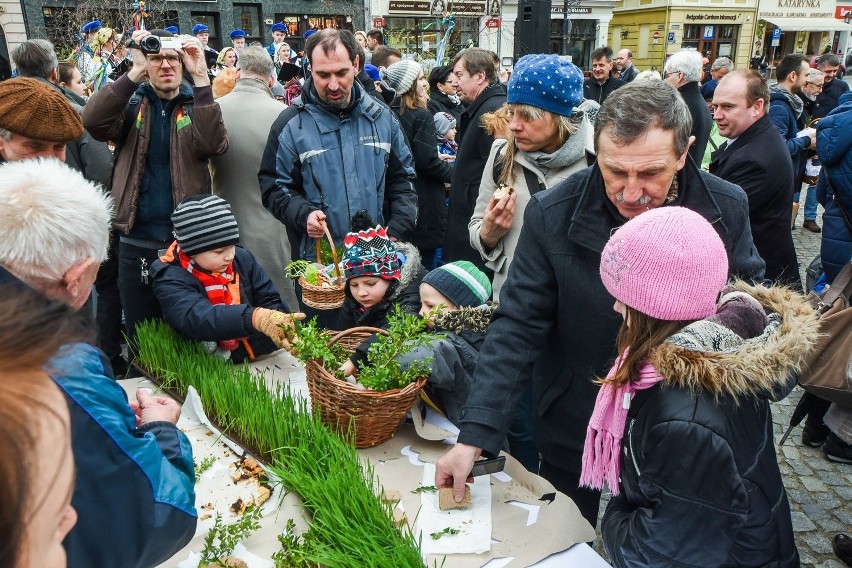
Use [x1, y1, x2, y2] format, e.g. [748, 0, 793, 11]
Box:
[82, 29, 229, 352]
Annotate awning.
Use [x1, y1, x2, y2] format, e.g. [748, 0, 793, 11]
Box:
[760, 16, 852, 32]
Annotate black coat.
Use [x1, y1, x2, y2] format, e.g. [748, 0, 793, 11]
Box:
[443, 84, 506, 269]
[427, 90, 465, 123]
[709, 114, 801, 289]
[151, 246, 287, 363]
[583, 76, 624, 105]
[618, 65, 638, 83]
[602, 284, 809, 568]
[679, 81, 713, 169]
[456, 161, 765, 474]
[391, 102, 453, 250]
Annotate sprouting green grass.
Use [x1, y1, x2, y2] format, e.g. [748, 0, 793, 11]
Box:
[135, 321, 428, 567]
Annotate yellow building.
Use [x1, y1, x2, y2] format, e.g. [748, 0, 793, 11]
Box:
[609, 2, 758, 72]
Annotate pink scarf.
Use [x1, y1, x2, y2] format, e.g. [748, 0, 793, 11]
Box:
[579, 351, 663, 496]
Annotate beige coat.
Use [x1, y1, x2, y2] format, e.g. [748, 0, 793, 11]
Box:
[210, 79, 298, 310]
[468, 133, 593, 300]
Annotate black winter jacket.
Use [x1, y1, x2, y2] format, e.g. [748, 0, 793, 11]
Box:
[583, 76, 624, 105]
[391, 102, 454, 250]
[151, 246, 287, 363]
[336, 243, 426, 365]
[456, 161, 766, 474]
[444, 84, 506, 269]
[427, 90, 465, 123]
[710, 114, 801, 289]
[679, 81, 713, 169]
[812, 76, 851, 119]
[602, 283, 814, 568]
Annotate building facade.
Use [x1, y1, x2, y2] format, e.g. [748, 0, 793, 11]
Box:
[609, 1, 758, 72]
[0, 0, 26, 79]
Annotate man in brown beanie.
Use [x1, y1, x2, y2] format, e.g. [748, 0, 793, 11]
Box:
[0, 77, 84, 163]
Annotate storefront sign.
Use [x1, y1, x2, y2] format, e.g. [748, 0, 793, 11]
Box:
[684, 13, 741, 22]
[836, 5, 852, 18]
[551, 6, 593, 14]
[485, 17, 501, 27]
[373, 16, 385, 27]
[388, 0, 487, 15]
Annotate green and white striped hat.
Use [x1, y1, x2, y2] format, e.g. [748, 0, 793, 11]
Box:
[422, 261, 492, 307]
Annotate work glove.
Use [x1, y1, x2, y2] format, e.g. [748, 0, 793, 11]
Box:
[251, 308, 306, 351]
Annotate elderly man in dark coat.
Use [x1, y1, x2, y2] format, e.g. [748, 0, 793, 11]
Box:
[664, 49, 712, 168]
[710, 70, 801, 290]
[435, 80, 765, 528]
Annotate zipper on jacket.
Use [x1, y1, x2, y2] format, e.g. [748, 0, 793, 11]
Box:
[628, 418, 640, 478]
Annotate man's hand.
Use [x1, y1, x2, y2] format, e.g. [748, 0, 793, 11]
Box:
[435, 442, 482, 503]
[126, 30, 150, 84]
[306, 210, 328, 239]
[480, 192, 516, 251]
[132, 388, 182, 425]
[252, 308, 307, 350]
[178, 36, 210, 87]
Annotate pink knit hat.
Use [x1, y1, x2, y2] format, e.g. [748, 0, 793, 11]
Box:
[600, 207, 729, 321]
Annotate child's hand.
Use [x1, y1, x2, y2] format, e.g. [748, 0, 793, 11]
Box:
[252, 308, 307, 350]
[339, 359, 357, 377]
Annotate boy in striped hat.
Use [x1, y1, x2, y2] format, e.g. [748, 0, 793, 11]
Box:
[151, 195, 304, 362]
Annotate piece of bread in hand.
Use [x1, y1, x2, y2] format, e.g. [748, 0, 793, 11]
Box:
[438, 486, 472, 510]
[493, 184, 515, 201]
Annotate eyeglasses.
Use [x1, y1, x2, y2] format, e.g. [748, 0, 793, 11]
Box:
[146, 54, 181, 67]
[806, 81, 824, 90]
[663, 70, 682, 79]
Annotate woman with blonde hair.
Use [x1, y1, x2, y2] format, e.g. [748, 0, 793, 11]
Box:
[382, 60, 453, 269]
[215, 46, 237, 72]
[89, 27, 119, 92]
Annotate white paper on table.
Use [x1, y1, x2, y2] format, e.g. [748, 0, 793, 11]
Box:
[181, 386, 247, 458]
[175, 542, 275, 568]
[416, 463, 492, 555]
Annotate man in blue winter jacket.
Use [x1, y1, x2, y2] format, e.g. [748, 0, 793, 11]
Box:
[258, 29, 416, 307]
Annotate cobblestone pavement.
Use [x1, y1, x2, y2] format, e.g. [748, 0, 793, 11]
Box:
[593, 204, 851, 566]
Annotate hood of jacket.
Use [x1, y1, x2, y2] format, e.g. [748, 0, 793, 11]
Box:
[431, 303, 496, 334]
[650, 282, 821, 401]
[387, 242, 421, 303]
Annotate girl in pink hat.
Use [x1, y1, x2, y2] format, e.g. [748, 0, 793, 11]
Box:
[583, 206, 818, 567]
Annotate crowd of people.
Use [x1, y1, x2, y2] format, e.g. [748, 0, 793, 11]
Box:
[1, 19, 851, 567]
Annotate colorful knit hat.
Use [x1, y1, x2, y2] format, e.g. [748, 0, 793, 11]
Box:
[599, 207, 728, 321]
[433, 112, 456, 137]
[422, 261, 491, 308]
[507, 54, 584, 117]
[342, 225, 401, 281]
[171, 195, 240, 256]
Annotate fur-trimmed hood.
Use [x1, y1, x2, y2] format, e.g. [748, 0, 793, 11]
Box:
[431, 303, 497, 334]
[650, 281, 821, 401]
[387, 242, 421, 303]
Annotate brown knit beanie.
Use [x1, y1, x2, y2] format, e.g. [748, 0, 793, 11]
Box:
[0, 78, 84, 142]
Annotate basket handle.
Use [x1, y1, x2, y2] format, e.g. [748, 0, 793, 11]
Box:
[327, 326, 388, 347]
[315, 222, 342, 281]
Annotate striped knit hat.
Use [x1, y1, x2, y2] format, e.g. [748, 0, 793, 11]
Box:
[422, 261, 491, 308]
[171, 195, 240, 256]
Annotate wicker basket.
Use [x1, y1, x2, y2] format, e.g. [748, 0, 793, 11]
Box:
[305, 327, 427, 448]
[299, 225, 345, 310]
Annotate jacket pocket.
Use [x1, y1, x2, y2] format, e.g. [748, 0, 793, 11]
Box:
[535, 366, 574, 418]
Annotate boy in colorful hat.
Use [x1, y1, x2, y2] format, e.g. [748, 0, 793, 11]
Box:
[337, 211, 426, 376]
[151, 195, 305, 362]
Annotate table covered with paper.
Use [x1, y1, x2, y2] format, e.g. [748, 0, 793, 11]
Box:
[122, 349, 611, 568]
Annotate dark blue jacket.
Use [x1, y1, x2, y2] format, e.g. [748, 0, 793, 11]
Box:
[151, 246, 287, 363]
[51, 344, 197, 568]
[816, 91, 852, 283]
[456, 161, 765, 472]
[768, 89, 810, 187]
[813, 76, 851, 119]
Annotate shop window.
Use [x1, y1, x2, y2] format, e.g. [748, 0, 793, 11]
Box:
[384, 16, 477, 62]
[682, 23, 738, 62]
[233, 4, 262, 43]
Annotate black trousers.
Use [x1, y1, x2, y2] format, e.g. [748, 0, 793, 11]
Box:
[117, 241, 165, 355]
[94, 231, 124, 363]
[539, 460, 603, 529]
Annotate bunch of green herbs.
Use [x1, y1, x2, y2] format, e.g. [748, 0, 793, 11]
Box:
[358, 307, 436, 391]
[198, 505, 262, 567]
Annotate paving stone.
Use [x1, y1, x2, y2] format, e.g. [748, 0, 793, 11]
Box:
[801, 476, 828, 492]
[803, 533, 836, 554]
[783, 445, 802, 461]
[816, 561, 848, 568]
[815, 517, 847, 532]
[799, 551, 817, 565]
[792, 463, 816, 477]
[791, 511, 817, 531]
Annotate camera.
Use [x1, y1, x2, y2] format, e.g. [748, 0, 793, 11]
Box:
[128, 34, 162, 54]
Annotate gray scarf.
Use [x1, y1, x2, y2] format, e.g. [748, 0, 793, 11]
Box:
[769, 83, 804, 119]
[521, 113, 588, 175]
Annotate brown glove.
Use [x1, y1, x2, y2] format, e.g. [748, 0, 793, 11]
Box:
[251, 308, 306, 350]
